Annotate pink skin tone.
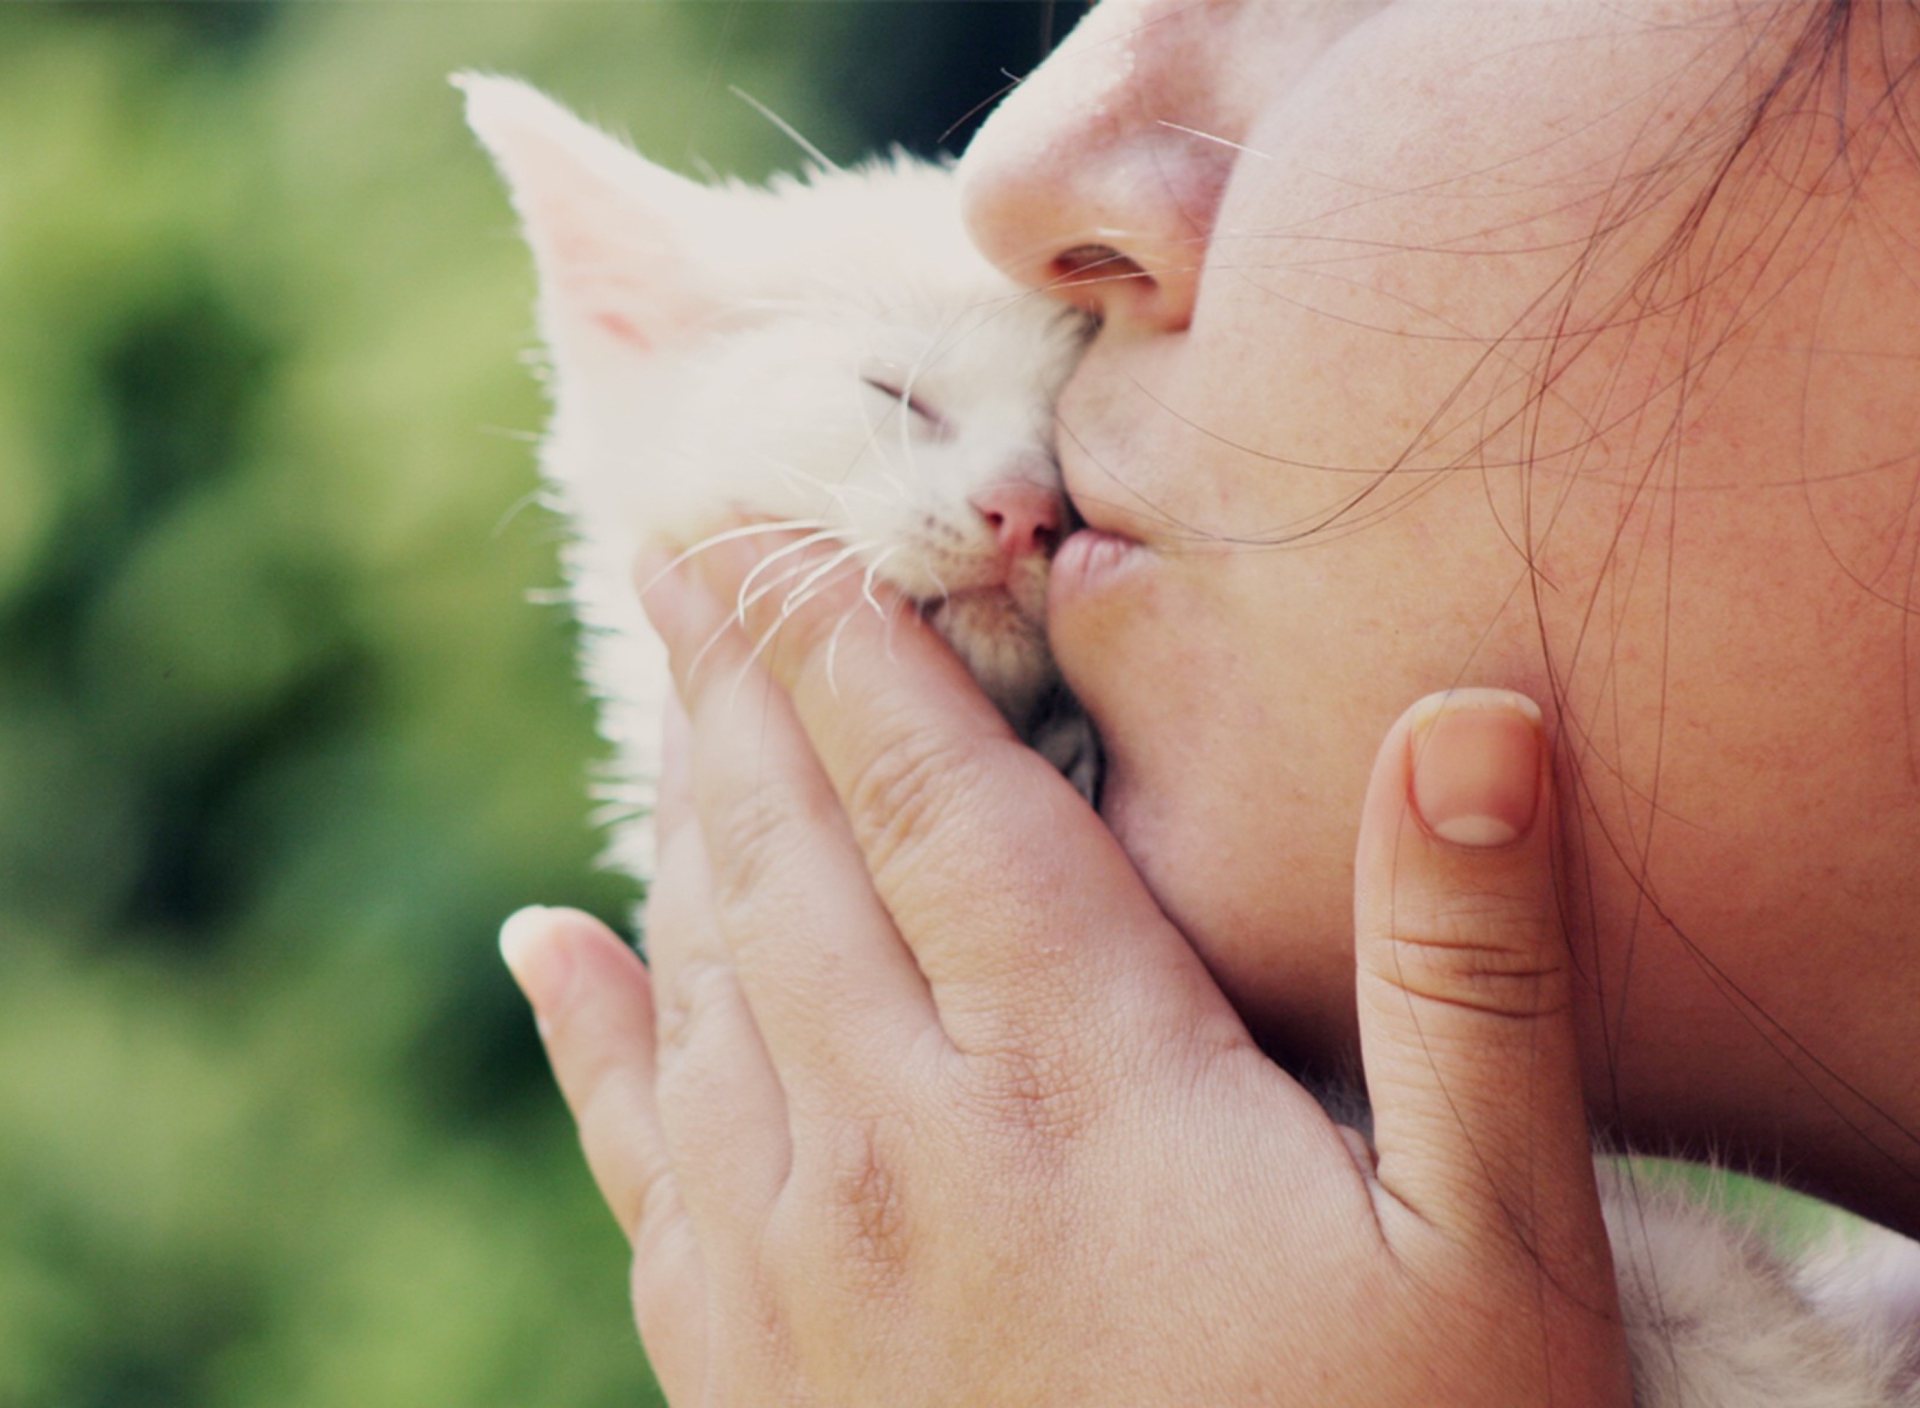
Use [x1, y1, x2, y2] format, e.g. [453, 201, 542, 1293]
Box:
[509, 581, 1633, 1401]
[963, 0, 1920, 1234]
[495, 1, 1920, 1399]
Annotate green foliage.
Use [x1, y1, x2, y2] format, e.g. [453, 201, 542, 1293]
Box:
[0, 3, 1073, 1402]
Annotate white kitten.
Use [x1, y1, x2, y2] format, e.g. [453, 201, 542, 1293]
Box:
[459, 73, 1094, 882]
[462, 75, 1919, 1408]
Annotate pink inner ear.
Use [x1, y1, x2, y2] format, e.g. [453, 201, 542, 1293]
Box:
[537, 201, 704, 355]
[467, 79, 720, 359]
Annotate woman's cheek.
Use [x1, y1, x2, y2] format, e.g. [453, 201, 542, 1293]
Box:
[1043, 1, 1807, 1059]
[1051, 585, 1400, 1038]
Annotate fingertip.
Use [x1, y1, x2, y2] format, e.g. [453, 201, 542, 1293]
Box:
[501, 905, 635, 1018]
[500, 905, 569, 1014]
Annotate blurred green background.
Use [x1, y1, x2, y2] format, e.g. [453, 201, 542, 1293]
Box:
[0, 4, 1075, 1403]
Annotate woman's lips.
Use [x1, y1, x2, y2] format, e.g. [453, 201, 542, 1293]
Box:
[1049, 526, 1149, 605]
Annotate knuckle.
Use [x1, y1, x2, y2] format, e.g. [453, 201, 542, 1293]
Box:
[701, 775, 836, 922]
[784, 1119, 916, 1294]
[832, 1127, 912, 1284]
[958, 1035, 1102, 1155]
[1374, 895, 1570, 1021]
[627, 1157, 685, 1263]
[1377, 946, 1571, 1021]
[627, 1220, 711, 1408]
[654, 953, 734, 1056]
[840, 727, 976, 878]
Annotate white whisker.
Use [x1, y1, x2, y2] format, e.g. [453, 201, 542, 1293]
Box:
[705, 555, 829, 704]
[637, 519, 835, 597]
[731, 561, 865, 702]
[823, 605, 859, 699]
[491, 487, 547, 539]
[738, 554, 828, 621]
[781, 559, 865, 622]
[735, 529, 845, 621]
[671, 553, 827, 690]
[728, 85, 840, 173]
[781, 544, 868, 621]
[861, 546, 900, 620]
[683, 612, 740, 692]
[880, 590, 907, 666]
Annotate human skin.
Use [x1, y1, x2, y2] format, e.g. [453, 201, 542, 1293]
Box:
[495, 0, 1920, 1399]
[963, 0, 1920, 1234]
[509, 613, 1637, 1402]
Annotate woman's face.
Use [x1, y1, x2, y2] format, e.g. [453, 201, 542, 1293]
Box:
[961, 0, 1920, 1221]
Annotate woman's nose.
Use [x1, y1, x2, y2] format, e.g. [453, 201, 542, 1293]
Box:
[958, 0, 1241, 334]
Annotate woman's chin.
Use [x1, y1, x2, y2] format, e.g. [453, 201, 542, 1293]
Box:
[1095, 746, 1365, 1077]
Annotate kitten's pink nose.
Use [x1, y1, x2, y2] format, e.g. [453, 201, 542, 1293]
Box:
[971, 481, 1064, 560]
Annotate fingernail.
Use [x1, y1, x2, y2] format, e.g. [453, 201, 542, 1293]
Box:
[499, 906, 571, 1023]
[1408, 690, 1542, 848]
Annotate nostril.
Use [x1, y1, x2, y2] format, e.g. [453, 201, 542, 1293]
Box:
[1051, 244, 1149, 293]
[980, 514, 1057, 556]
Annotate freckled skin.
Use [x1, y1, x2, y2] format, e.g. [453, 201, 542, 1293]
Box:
[961, 0, 1920, 1231]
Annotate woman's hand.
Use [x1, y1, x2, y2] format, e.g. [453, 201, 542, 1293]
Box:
[498, 538, 1634, 1405]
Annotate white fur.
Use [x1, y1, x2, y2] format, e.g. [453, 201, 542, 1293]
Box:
[459, 74, 1088, 879]
[462, 75, 1920, 1404]
[1604, 1163, 1920, 1406]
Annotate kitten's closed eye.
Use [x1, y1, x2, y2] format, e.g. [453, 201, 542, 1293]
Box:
[861, 375, 948, 437]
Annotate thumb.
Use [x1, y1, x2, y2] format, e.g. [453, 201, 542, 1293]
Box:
[1353, 689, 1605, 1261]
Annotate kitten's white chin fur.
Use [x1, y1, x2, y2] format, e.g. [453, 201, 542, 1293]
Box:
[928, 587, 1051, 721]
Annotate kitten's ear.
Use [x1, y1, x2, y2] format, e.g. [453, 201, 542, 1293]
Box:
[456, 73, 721, 355]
